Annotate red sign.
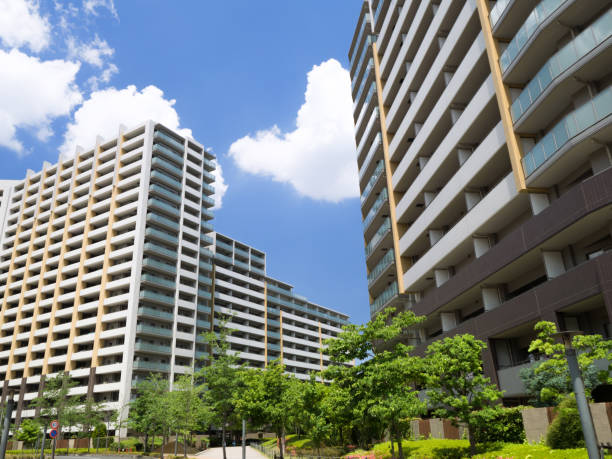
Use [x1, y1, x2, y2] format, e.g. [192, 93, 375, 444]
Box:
[49, 429, 58, 438]
[50, 420, 59, 429]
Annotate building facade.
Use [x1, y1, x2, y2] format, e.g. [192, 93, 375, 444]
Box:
[0, 121, 348, 426]
[349, 0, 612, 401]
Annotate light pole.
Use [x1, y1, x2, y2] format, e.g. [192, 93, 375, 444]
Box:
[0, 391, 15, 459]
[552, 331, 599, 459]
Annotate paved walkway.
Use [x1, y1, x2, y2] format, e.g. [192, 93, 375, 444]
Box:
[196, 446, 268, 459]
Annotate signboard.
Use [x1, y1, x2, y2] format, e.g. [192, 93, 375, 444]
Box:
[49, 429, 58, 438]
[50, 420, 59, 429]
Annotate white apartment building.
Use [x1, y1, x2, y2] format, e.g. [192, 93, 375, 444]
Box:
[350, 0, 612, 402]
[208, 232, 348, 378]
[0, 121, 349, 427]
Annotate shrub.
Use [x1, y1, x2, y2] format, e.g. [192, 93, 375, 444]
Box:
[546, 396, 584, 449]
[471, 407, 526, 444]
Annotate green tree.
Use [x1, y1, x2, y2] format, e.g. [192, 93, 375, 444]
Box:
[16, 419, 41, 447]
[169, 372, 210, 459]
[324, 307, 426, 457]
[30, 371, 82, 441]
[520, 321, 612, 405]
[128, 374, 169, 453]
[302, 375, 330, 454]
[425, 334, 503, 456]
[197, 319, 244, 459]
[236, 361, 297, 459]
[79, 396, 106, 451]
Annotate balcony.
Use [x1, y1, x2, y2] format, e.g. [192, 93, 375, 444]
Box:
[151, 156, 183, 180]
[138, 306, 174, 322]
[148, 197, 180, 218]
[142, 256, 177, 275]
[140, 273, 176, 290]
[154, 131, 184, 153]
[150, 170, 181, 191]
[367, 249, 395, 286]
[511, 11, 612, 126]
[133, 360, 170, 372]
[144, 227, 178, 246]
[370, 281, 398, 316]
[147, 212, 180, 232]
[363, 188, 389, 231]
[134, 342, 172, 355]
[361, 160, 385, 205]
[521, 85, 612, 179]
[140, 289, 175, 306]
[365, 217, 392, 258]
[152, 143, 183, 167]
[359, 133, 382, 183]
[136, 323, 173, 337]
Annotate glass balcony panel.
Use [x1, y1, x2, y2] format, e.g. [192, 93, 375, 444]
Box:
[149, 184, 181, 204]
[370, 282, 398, 315]
[140, 289, 175, 306]
[150, 170, 181, 191]
[154, 131, 184, 153]
[148, 198, 180, 217]
[522, 87, 612, 176]
[367, 249, 395, 285]
[361, 161, 385, 203]
[153, 143, 183, 166]
[141, 273, 176, 290]
[145, 227, 178, 245]
[134, 342, 171, 354]
[136, 323, 173, 337]
[137, 306, 174, 321]
[363, 188, 388, 230]
[593, 11, 612, 42]
[133, 360, 170, 372]
[143, 256, 177, 274]
[365, 217, 391, 257]
[152, 156, 183, 179]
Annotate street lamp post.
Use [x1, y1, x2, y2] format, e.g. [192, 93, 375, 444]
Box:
[553, 331, 600, 459]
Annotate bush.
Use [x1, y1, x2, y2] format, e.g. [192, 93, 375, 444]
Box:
[546, 395, 584, 449]
[471, 407, 526, 444]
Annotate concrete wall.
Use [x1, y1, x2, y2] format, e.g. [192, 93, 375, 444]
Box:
[522, 403, 612, 444]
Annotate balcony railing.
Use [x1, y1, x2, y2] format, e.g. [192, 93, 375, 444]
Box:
[133, 360, 170, 372]
[359, 133, 382, 180]
[499, 0, 566, 73]
[145, 227, 178, 245]
[150, 170, 181, 191]
[350, 13, 371, 65]
[137, 305, 174, 321]
[147, 212, 180, 232]
[151, 156, 183, 179]
[140, 273, 176, 290]
[153, 143, 183, 166]
[370, 282, 398, 315]
[363, 188, 388, 230]
[154, 131, 184, 153]
[134, 342, 172, 354]
[142, 256, 177, 274]
[522, 85, 612, 177]
[149, 183, 181, 204]
[365, 217, 391, 257]
[489, 0, 512, 28]
[361, 160, 385, 203]
[136, 323, 173, 337]
[511, 11, 612, 122]
[367, 249, 395, 285]
[140, 289, 175, 306]
[148, 197, 180, 217]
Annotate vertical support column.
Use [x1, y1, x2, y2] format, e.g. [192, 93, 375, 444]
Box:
[372, 42, 405, 293]
[473, 235, 493, 258]
[317, 321, 323, 372]
[434, 268, 451, 287]
[481, 286, 502, 311]
[42, 156, 80, 375]
[542, 251, 566, 279]
[529, 192, 550, 215]
[279, 310, 284, 365]
[475, 0, 527, 191]
[263, 282, 268, 368]
[440, 311, 459, 333]
[65, 141, 103, 372]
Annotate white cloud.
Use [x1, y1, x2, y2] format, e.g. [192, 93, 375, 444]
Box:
[0, 0, 51, 52]
[0, 48, 82, 154]
[228, 59, 358, 203]
[211, 162, 228, 210]
[83, 0, 117, 19]
[60, 84, 191, 157]
[67, 35, 113, 67]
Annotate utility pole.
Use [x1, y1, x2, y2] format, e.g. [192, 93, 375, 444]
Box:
[0, 391, 15, 459]
[554, 331, 600, 459]
[241, 419, 246, 459]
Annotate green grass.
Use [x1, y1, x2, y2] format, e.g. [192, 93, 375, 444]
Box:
[346, 439, 612, 459]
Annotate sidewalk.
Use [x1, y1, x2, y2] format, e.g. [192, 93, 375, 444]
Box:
[196, 446, 268, 459]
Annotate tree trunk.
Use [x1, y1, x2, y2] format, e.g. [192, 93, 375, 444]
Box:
[222, 424, 227, 459]
[468, 427, 476, 457]
[174, 432, 179, 457]
[161, 431, 166, 459]
[144, 433, 149, 453]
[280, 426, 286, 459]
[389, 431, 395, 459]
[184, 431, 187, 459]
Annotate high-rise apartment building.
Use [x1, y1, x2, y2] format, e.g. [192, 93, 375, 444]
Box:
[350, 0, 612, 401]
[0, 121, 348, 426]
[210, 232, 348, 378]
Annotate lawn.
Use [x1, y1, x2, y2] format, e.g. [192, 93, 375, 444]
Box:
[347, 439, 612, 459]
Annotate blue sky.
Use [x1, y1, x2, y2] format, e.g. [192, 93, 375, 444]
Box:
[0, 0, 370, 324]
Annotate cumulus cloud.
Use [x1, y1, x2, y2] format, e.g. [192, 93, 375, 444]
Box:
[0, 0, 51, 52]
[0, 49, 82, 154]
[228, 59, 358, 203]
[211, 162, 228, 210]
[60, 84, 192, 157]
